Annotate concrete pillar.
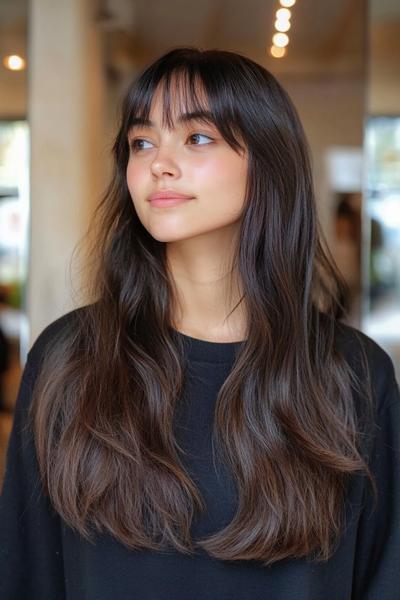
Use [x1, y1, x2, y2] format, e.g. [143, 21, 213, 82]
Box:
[28, 0, 107, 347]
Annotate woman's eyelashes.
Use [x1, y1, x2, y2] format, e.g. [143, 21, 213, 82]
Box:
[128, 132, 214, 153]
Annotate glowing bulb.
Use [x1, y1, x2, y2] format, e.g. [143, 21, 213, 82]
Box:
[3, 55, 26, 71]
[270, 45, 287, 58]
[276, 8, 291, 20]
[275, 19, 291, 32]
[272, 33, 289, 47]
[280, 0, 296, 7]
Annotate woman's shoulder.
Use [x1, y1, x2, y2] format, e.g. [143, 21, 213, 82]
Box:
[333, 319, 399, 413]
[27, 303, 93, 370]
[334, 319, 394, 371]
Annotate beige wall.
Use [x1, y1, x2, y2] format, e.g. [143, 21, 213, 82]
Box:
[283, 74, 364, 244]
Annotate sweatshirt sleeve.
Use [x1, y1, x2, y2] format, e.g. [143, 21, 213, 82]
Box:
[352, 362, 400, 599]
[0, 349, 66, 599]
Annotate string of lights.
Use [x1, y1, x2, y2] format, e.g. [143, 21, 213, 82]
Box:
[270, 0, 297, 59]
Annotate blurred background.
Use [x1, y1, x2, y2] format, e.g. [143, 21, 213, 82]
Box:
[1, 0, 400, 483]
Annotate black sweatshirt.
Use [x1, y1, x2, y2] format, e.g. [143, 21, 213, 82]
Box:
[0, 308, 399, 599]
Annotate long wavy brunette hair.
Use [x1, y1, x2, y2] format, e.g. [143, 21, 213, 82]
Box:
[28, 47, 376, 566]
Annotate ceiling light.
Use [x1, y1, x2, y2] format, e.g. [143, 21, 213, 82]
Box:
[272, 33, 289, 47]
[3, 55, 26, 71]
[275, 19, 291, 32]
[270, 45, 287, 58]
[276, 8, 291, 20]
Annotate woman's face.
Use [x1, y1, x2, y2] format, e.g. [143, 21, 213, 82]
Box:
[126, 84, 248, 243]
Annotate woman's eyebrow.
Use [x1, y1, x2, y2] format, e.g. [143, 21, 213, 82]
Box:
[129, 110, 216, 130]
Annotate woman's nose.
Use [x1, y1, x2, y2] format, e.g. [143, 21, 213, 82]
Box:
[150, 146, 181, 178]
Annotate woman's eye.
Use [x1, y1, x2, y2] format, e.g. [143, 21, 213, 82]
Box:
[188, 133, 213, 145]
[129, 138, 153, 152]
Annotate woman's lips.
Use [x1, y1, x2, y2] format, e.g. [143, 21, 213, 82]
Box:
[149, 197, 194, 207]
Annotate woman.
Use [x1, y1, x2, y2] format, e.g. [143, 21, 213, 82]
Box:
[0, 47, 399, 599]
